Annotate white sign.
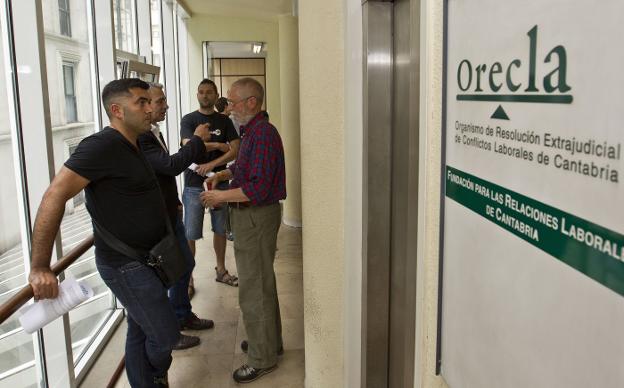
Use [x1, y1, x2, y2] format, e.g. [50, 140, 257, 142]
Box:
[441, 1, 624, 387]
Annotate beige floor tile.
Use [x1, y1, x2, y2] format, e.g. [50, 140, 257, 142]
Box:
[282, 318, 305, 351]
[274, 260, 303, 275]
[169, 353, 234, 388]
[189, 295, 241, 323]
[84, 222, 304, 388]
[190, 275, 240, 299]
[176, 320, 238, 356]
[276, 272, 304, 295]
[279, 293, 304, 320]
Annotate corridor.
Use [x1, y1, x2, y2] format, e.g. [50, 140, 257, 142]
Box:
[81, 221, 305, 387]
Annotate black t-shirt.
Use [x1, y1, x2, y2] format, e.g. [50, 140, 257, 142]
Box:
[180, 110, 239, 187]
[64, 127, 167, 267]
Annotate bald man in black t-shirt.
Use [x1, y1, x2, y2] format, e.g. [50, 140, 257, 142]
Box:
[28, 79, 179, 387]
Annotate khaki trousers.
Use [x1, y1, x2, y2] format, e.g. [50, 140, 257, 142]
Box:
[231, 203, 283, 368]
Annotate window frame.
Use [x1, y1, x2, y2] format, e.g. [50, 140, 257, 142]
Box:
[62, 61, 78, 123]
[58, 0, 71, 37]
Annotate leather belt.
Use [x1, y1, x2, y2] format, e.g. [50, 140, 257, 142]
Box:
[229, 202, 251, 209]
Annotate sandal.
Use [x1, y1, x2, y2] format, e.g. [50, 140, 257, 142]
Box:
[215, 267, 238, 287]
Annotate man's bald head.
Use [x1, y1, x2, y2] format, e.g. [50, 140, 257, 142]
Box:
[231, 77, 264, 107]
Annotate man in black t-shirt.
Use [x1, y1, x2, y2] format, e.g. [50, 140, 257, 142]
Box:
[180, 79, 240, 288]
[28, 79, 178, 387]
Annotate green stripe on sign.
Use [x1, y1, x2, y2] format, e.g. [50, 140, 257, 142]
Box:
[445, 165, 624, 297]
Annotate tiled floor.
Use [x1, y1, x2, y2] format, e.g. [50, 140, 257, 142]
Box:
[80, 222, 304, 388]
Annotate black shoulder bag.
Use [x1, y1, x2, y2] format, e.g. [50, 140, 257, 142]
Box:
[93, 218, 185, 288]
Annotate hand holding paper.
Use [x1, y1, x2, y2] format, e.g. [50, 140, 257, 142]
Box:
[19, 278, 94, 334]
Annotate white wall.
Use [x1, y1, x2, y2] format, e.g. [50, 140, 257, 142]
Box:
[299, 1, 345, 386]
[414, 0, 450, 387]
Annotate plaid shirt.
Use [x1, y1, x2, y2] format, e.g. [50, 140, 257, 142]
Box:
[230, 112, 286, 206]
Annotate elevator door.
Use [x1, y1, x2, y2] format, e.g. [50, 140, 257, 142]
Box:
[362, 0, 420, 387]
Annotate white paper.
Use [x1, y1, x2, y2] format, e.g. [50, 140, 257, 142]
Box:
[189, 163, 214, 177]
[19, 278, 94, 334]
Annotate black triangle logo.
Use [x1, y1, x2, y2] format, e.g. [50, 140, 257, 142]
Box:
[491, 105, 509, 120]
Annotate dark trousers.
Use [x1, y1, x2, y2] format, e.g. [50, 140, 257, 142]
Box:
[97, 260, 180, 387]
[168, 211, 195, 321]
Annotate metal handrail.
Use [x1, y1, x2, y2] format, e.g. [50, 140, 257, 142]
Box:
[0, 235, 94, 324]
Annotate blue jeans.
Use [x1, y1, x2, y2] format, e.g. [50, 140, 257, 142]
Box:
[168, 212, 195, 321]
[97, 260, 180, 387]
[182, 183, 229, 240]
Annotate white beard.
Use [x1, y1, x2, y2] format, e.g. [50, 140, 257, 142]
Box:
[231, 111, 253, 126]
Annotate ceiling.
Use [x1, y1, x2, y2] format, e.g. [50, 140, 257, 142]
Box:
[182, 0, 293, 19]
[205, 41, 267, 58]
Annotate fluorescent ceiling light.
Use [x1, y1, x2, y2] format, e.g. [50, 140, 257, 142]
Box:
[252, 43, 263, 54]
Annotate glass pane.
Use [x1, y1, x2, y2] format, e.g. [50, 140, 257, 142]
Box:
[59, 12, 69, 37]
[68, 293, 113, 360]
[42, 0, 116, 366]
[113, 0, 137, 54]
[58, 0, 71, 37]
[0, 12, 36, 388]
[62, 64, 74, 96]
[58, 0, 69, 11]
[0, 330, 36, 386]
[150, 0, 161, 70]
[63, 64, 77, 122]
[65, 95, 77, 123]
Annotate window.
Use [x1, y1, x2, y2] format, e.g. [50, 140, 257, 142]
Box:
[44, 1, 117, 371]
[0, 13, 37, 387]
[113, 0, 138, 53]
[58, 0, 71, 37]
[150, 0, 162, 68]
[63, 62, 77, 123]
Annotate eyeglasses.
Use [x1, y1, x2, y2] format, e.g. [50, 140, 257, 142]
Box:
[226, 96, 254, 106]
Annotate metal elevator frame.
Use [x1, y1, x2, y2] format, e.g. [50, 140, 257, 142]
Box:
[362, 0, 421, 386]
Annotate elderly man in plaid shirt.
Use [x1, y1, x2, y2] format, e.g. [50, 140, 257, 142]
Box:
[201, 77, 286, 384]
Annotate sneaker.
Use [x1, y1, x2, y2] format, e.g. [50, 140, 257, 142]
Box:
[232, 363, 277, 383]
[180, 312, 214, 331]
[240, 340, 284, 356]
[172, 334, 200, 350]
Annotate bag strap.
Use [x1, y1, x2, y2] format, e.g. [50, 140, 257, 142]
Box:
[137, 149, 175, 236]
[92, 219, 148, 264]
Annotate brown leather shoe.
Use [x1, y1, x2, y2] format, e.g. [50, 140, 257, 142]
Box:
[180, 313, 214, 331]
[172, 334, 200, 350]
